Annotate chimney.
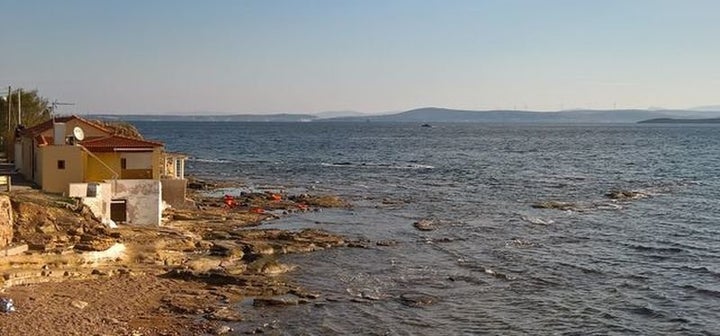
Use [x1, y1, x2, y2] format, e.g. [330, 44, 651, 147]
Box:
[53, 123, 66, 145]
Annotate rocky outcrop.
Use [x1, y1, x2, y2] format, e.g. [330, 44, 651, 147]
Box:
[398, 293, 439, 307]
[531, 201, 578, 211]
[0, 196, 13, 248]
[210, 241, 245, 259]
[287, 194, 349, 208]
[0, 188, 349, 334]
[206, 307, 243, 322]
[11, 194, 110, 252]
[253, 295, 304, 307]
[74, 234, 117, 252]
[413, 219, 438, 231]
[606, 190, 647, 200]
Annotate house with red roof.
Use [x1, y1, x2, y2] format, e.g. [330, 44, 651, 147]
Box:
[15, 115, 188, 226]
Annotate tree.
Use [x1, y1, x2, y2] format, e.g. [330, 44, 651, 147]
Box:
[0, 88, 52, 145]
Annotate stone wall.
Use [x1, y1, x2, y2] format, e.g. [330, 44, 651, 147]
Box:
[0, 195, 14, 248]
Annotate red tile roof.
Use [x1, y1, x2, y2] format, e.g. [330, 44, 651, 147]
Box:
[21, 115, 112, 136]
[37, 135, 108, 147]
[79, 135, 164, 152]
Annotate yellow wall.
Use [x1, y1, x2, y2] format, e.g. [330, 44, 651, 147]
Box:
[38, 146, 85, 194]
[152, 149, 162, 179]
[85, 152, 122, 182]
[85, 148, 163, 181]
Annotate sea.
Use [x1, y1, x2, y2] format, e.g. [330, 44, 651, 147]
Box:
[134, 121, 720, 335]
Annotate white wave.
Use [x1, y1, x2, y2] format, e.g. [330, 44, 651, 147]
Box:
[596, 203, 623, 210]
[188, 157, 232, 163]
[520, 215, 554, 225]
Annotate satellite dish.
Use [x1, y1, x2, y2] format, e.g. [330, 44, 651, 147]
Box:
[73, 127, 85, 141]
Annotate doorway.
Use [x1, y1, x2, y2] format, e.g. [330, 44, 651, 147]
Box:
[110, 199, 127, 223]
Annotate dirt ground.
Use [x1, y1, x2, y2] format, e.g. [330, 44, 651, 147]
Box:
[0, 187, 351, 336]
[0, 274, 213, 336]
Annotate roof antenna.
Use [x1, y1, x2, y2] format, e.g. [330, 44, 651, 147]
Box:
[50, 99, 75, 123]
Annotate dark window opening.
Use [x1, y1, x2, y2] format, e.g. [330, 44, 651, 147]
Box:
[86, 183, 98, 198]
[57, 160, 65, 170]
[121, 158, 127, 170]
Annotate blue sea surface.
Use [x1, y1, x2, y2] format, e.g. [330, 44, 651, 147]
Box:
[136, 121, 720, 335]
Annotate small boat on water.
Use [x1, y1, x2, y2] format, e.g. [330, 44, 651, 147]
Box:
[420, 123, 432, 128]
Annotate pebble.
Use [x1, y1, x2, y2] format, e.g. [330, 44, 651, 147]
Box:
[71, 300, 89, 309]
[102, 317, 121, 324]
[214, 325, 232, 335]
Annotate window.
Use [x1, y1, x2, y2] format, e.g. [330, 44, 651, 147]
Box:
[86, 183, 98, 198]
[57, 160, 65, 170]
[120, 158, 127, 169]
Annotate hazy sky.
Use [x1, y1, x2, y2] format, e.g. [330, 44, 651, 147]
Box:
[2, 0, 719, 114]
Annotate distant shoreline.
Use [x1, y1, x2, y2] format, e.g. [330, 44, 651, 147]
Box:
[638, 118, 720, 124]
[88, 107, 720, 124]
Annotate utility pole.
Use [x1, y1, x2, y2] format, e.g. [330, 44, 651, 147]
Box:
[16, 89, 21, 126]
[6, 86, 10, 133]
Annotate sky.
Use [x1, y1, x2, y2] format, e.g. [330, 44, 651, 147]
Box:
[2, 0, 720, 114]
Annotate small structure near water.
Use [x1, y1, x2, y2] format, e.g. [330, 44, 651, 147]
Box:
[13, 115, 190, 227]
[69, 180, 164, 227]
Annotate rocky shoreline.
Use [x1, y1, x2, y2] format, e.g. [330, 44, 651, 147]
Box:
[0, 182, 356, 335]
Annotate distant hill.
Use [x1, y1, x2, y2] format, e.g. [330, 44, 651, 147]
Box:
[322, 107, 679, 123]
[639, 118, 720, 124]
[90, 113, 317, 122]
[313, 111, 367, 119]
[87, 107, 720, 124]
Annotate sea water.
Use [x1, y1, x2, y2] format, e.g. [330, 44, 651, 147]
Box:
[135, 121, 720, 335]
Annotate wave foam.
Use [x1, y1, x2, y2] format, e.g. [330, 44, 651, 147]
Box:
[188, 158, 233, 163]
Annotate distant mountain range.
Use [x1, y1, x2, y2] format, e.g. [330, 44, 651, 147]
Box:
[689, 105, 720, 111]
[639, 117, 720, 124]
[94, 113, 317, 122]
[88, 107, 720, 123]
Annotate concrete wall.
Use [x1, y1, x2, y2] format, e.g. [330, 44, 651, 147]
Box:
[0, 195, 13, 248]
[160, 179, 187, 208]
[38, 145, 86, 194]
[110, 179, 162, 226]
[69, 182, 112, 223]
[13, 143, 22, 171]
[35, 144, 43, 187]
[18, 136, 34, 180]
